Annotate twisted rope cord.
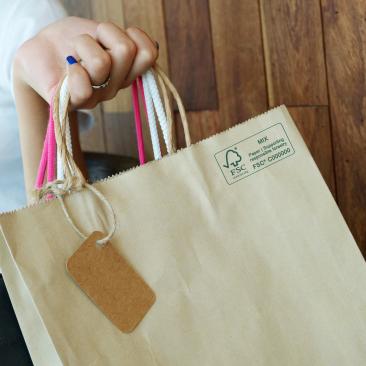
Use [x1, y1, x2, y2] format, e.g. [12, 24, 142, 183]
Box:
[156, 70, 175, 152]
[154, 64, 191, 147]
[145, 70, 172, 154]
[59, 183, 116, 245]
[142, 73, 162, 160]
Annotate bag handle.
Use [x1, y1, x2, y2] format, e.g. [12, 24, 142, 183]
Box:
[134, 65, 191, 161]
[132, 80, 146, 164]
[33, 66, 189, 245]
[35, 65, 190, 196]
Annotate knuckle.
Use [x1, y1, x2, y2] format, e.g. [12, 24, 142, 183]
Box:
[97, 21, 111, 33]
[141, 47, 158, 66]
[126, 26, 138, 33]
[71, 86, 93, 106]
[115, 39, 136, 59]
[104, 87, 119, 100]
[74, 33, 92, 45]
[90, 53, 111, 75]
[71, 34, 91, 49]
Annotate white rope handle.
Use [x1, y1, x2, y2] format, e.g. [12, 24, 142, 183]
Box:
[144, 70, 172, 155]
[142, 73, 162, 160]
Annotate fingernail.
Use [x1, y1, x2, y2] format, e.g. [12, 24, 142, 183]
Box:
[66, 55, 77, 65]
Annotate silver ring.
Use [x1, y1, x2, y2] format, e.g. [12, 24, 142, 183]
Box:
[92, 76, 111, 89]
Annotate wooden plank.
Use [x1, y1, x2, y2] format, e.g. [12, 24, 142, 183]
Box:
[209, 0, 268, 129]
[260, 0, 328, 106]
[122, 0, 169, 73]
[122, 0, 170, 159]
[321, 0, 366, 253]
[176, 111, 221, 148]
[288, 107, 336, 196]
[103, 112, 138, 158]
[164, 0, 218, 111]
[90, 0, 124, 23]
[79, 108, 106, 152]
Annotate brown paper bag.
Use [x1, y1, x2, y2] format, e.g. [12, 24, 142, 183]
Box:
[1, 102, 366, 365]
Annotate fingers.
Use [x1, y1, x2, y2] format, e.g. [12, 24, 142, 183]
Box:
[68, 33, 112, 108]
[97, 24, 158, 90]
[66, 23, 158, 108]
[66, 56, 94, 108]
[96, 22, 137, 97]
[123, 27, 158, 86]
[73, 34, 111, 86]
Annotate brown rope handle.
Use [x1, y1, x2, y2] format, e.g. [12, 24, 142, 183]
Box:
[52, 77, 86, 188]
[153, 64, 191, 148]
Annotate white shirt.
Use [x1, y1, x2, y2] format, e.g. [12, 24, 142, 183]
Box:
[0, 0, 67, 213]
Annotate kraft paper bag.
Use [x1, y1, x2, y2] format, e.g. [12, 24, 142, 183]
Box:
[1, 105, 366, 365]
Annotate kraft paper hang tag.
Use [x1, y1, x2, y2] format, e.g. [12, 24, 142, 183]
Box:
[66, 231, 156, 333]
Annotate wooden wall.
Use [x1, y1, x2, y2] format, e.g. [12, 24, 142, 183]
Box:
[61, 0, 366, 255]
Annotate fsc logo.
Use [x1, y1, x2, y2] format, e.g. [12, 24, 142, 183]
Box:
[214, 124, 295, 185]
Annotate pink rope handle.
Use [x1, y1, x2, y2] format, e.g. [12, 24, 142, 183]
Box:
[36, 80, 147, 191]
[35, 121, 51, 189]
[47, 98, 57, 182]
[35, 98, 57, 189]
[132, 80, 146, 165]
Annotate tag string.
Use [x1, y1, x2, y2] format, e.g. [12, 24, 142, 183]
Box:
[58, 183, 116, 246]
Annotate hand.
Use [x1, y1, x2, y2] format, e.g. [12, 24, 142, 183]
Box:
[12, 16, 158, 199]
[13, 16, 159, 109]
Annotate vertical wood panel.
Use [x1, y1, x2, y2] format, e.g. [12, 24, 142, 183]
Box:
[322, 0, 366, 253]
[176, 111, 220, 147]
[260, 0, 328, 106]
[210, 0, 267, 130]
[122, 0, 170, 159]
[101, 112, 137, 157]
[164, 0, 218, 111]
[122, 0, 169, 73]
[288, 107, 336, 195]
[78, 109, 106, 152]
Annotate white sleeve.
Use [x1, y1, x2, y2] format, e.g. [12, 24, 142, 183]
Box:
[0, 0, 67, 95]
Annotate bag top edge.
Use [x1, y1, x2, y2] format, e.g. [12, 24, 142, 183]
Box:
[0, 105, 287, 218]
